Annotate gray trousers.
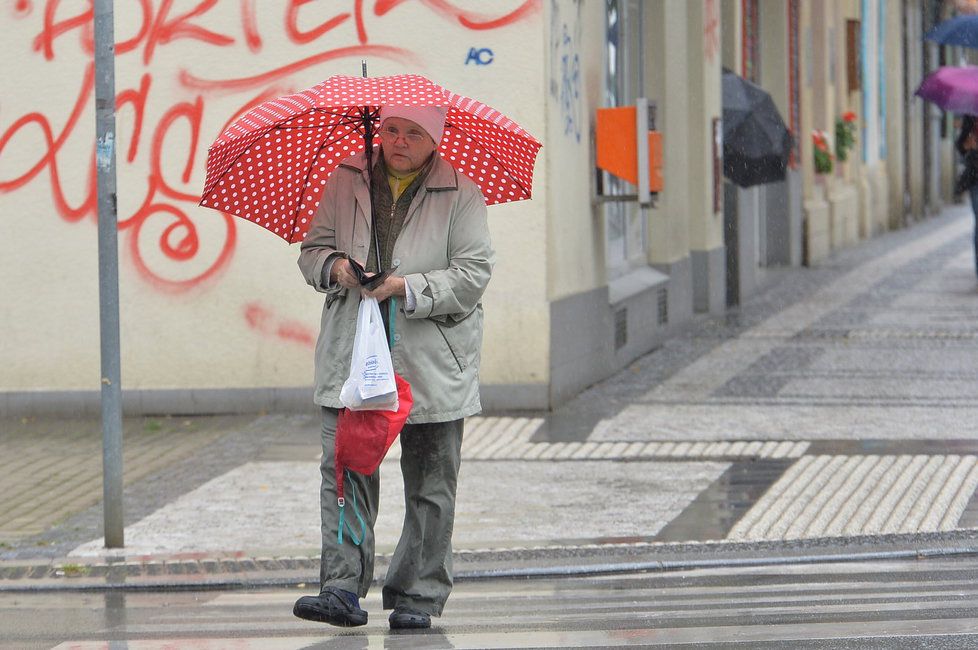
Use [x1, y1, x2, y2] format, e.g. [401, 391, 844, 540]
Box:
[318, 407, 463, 616]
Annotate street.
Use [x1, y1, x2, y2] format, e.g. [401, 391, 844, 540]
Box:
[6, 556, 978, 648]
[2, 204, 978, 649]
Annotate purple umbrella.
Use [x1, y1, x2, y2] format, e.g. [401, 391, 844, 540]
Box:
[915, 65, 978, 115]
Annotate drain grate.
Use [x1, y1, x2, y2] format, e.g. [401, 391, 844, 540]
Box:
[614, 307, 627, 350]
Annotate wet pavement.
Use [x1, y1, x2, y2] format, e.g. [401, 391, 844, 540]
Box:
[2, 204, 978, 598]
[7, 556, 978, 648]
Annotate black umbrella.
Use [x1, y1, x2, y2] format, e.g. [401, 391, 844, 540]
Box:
[722, 69, 793, 187]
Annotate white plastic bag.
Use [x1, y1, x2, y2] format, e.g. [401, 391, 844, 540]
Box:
[339, 297, 398, 411]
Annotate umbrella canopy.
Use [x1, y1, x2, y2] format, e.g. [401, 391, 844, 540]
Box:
[200, 74, 542, 243]
[915, 65, 978, 115]
[721, 70, 793, 188]
[925, 15, 978, 48]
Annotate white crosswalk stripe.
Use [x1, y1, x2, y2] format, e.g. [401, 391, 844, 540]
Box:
[32, 560, 978, 648]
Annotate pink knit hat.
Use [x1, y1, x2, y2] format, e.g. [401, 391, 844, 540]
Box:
[379, 105, 448, 146]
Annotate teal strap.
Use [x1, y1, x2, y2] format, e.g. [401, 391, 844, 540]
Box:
[388, 297, 397, 348]
[337, 505, 345, 544]
[337, 470, 366, 546]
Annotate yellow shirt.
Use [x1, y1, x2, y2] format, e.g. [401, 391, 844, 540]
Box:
[388, 168, 422, 201]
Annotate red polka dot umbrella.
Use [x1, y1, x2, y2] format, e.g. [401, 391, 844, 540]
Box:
[200, 74, 542, 243]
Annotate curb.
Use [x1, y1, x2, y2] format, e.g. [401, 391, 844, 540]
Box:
[5, 530, 978, 592]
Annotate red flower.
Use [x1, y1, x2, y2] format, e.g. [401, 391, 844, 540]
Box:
[842, 111, 857, 123]
[812, 130, 830, 151]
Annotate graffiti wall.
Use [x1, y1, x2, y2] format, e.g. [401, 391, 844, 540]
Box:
[0, 0, 545, 399]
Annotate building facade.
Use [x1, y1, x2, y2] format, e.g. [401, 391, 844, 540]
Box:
[0, 1, 961, 415]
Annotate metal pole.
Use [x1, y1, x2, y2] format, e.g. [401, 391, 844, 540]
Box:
[93, 0, 124, 549]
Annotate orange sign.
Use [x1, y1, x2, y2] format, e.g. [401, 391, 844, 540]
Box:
[595, 106, 663, 192]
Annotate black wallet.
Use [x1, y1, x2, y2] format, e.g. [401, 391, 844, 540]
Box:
[346, 257, 396, 290]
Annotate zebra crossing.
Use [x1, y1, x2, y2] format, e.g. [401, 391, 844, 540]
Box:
[17, 558, 978, 648]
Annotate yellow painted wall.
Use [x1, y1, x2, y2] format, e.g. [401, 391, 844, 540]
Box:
[647, 0, 695, 265]
[545, 0, 604, 301]
[685, 0, 724, 253]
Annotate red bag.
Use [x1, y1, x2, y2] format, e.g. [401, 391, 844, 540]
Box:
[334, 373, 412, 544]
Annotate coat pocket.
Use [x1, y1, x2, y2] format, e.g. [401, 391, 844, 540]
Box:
[434, 322, 466, 373]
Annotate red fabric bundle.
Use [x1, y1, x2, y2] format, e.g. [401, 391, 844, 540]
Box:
[334, 373, 412, 504]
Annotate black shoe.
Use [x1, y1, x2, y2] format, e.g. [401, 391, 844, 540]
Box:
[389, 606, 431, 630]
[293, 587, 367, 627]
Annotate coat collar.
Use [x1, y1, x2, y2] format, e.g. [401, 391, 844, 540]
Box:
[339, 148, 459, 193]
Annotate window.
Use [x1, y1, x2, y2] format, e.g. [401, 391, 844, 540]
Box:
[603, 0, 648, 280]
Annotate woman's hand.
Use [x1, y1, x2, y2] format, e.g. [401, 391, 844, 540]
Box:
[330, 258, 361, 290]
[362, 276, 406, 302]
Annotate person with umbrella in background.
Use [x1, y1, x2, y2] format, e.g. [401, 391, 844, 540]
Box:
[293, 104, 495, 630]
[922, 14, 978, 278]
[955, 113, 978, 279]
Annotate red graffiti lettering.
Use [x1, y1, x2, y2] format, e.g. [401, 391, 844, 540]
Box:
[33, 0, 91, 60]
[3, 0, 539, 323]
[244, 302, 316, 347]
[704, 0, 720, 64]
[286, 0, 351, 45]
[116, 74, 152, 162]
[240, 0, 262, 52]
[179, 44, 418, 93]
[151, 99, 205, 196]
[126, 205, 237, 293]
[0, 63, 96, 221]
[374, 0, 541, 30]
[355, 0, 368, 43]
[143, 0, 235, 64]
[32, 0, 154, 59]
[277, 321, 317, 347]
[118, 0, 154, 56]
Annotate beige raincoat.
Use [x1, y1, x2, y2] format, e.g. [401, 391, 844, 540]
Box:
[298, 151, 494, 424]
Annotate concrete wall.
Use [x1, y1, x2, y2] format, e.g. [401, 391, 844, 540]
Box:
[0, 1, 547, 410]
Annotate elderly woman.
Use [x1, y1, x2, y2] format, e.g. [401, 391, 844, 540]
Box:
[293, 105, 494, 630]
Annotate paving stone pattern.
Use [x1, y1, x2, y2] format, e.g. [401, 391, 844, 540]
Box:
[0, 417, 238, 540]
